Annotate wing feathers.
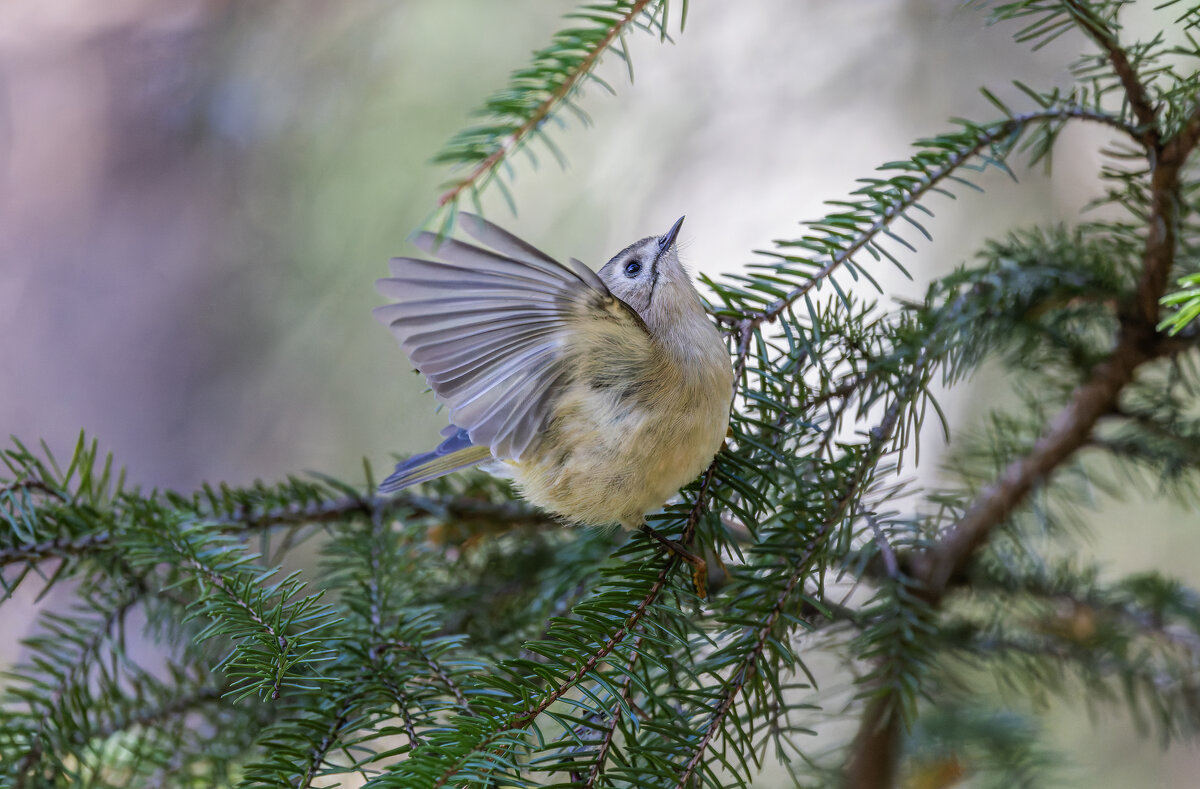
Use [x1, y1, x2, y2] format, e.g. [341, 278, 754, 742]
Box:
[375, 212, 647, 462]
[458, 213, 561, 268]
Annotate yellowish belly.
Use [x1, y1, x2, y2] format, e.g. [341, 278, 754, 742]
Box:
[511, 382, 729, 528]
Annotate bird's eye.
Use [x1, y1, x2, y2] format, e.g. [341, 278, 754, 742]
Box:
[624, 259, 642, 277]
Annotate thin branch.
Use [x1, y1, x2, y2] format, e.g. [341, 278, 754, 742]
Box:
[845, 40, 1200, 789]
[0, 478, 65, 501]
[297, 693, 362, 789]
[1063, 0, 1159, 146]
[582, 634, 644, 788]
[729, 108, 1142, 334]
[90, 686, 224, 742]
[0, 492, 553, 570]
[0, 531, 113, 568]
[975, 579, 1200, 656]
[372, 640, 474, 714]
[364, 509, 426, 749]
[14, 590, 141, 787]
[378, 673, 425, 749]
[913, 98, 1197, 605]
[425, 459, 721, 789]
[436, 0, 658, 208]
[673, 557, 809, 789]
[218, 491, 552, 533]
[679, 393, 910, 789]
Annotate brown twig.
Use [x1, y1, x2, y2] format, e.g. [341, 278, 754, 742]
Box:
[582, 633, 644, 788]
[425, 458, 719, 789]
[843, 36, 1200, 789]
[0, 478, 66, 501]
[436, 0, 657, 208]
[0, 492, 554, 570]
[723, 109, 1143, 335]
[676, 394, 910, 789]
[1063, 0, 1159, 147]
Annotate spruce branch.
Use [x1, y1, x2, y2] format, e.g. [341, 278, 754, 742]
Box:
[716, 106, 1140, 337]
[845, 18, 1200, 787]
[434, 0, 669, 213]
[0, 491, 551, 572]
[295, 693, 364, 789]
[0, 531, 112, 569]
[581, 633, 644, 788]
[1062, 0, 1160, 146]
[417, 468, 717, 789]
[915, 109, 1196, 602]
[10, 589, 141, 786]
[88, 685, 226, 743]
[0, 478, 65, 502]
[375, 642, 474, 713]
[7, 2, 1200, 786]
[673, 540, 821, 789]
[681, 388, 912, 789]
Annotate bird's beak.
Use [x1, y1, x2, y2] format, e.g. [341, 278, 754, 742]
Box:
[658, 216, 685, 254]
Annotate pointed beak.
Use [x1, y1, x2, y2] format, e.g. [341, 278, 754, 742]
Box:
[658, 215, 685, 254]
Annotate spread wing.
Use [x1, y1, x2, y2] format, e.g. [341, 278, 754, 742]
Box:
[374, 213, 649, 461]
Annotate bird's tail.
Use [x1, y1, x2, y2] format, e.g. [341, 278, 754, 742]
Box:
[380, 427, 492, 492]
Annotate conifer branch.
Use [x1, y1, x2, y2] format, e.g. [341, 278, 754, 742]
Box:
[0, 478, 65, 501]
[426, 567, 669, 788]
[8, 3, 1200, 786]
[373, 641, 474, 713]
[422, 461, 718, 788]
[0, 492, 551, 571]
[90, 686, 225, 742]
[725, 107, 1140, 335]
[297, 694, 362, 789]
[1062, 0, 1160, 147]
[0, 531, 112, 567]
[680, 390, 912, 788]
[435, 0, 662, 210]
[582, 634, 643, 788]
[673, 551, 812, 789]
[845, 22, 1200, 786]
[12, 590, 140, 786]
[915, 105, 1195, 603]
[382, 673, 425, 749]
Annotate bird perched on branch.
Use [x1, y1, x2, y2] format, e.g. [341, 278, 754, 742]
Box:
[375, 213, 733, 592]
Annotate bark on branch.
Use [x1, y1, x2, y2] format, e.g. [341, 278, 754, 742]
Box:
[844, 58, 1200, 789]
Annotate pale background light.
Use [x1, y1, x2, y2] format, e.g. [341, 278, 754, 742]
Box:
[1, 1, 1196, 785]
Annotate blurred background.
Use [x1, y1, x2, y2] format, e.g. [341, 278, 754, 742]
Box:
[1, 0, 1196, 785]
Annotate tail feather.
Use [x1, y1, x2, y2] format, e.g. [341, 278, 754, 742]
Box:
[380, 427, 492, 492]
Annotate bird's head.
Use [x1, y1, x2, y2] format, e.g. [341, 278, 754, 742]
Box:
[597, 216, 689, 318]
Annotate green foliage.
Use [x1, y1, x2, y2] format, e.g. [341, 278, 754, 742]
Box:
[431, 0, 683, 226]
[1160, 273, 1200, 335]
[4, 1, 1200, 787]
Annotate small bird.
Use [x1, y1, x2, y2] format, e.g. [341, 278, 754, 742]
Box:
[374, 213, 733, 587]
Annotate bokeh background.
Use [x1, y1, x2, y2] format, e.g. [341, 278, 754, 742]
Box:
[1, 0, 1197, 785]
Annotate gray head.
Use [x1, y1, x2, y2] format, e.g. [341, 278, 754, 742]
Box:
[597, 216, 691, 320]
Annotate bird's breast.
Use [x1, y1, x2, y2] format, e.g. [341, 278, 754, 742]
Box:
[512, 355, 731, 529]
